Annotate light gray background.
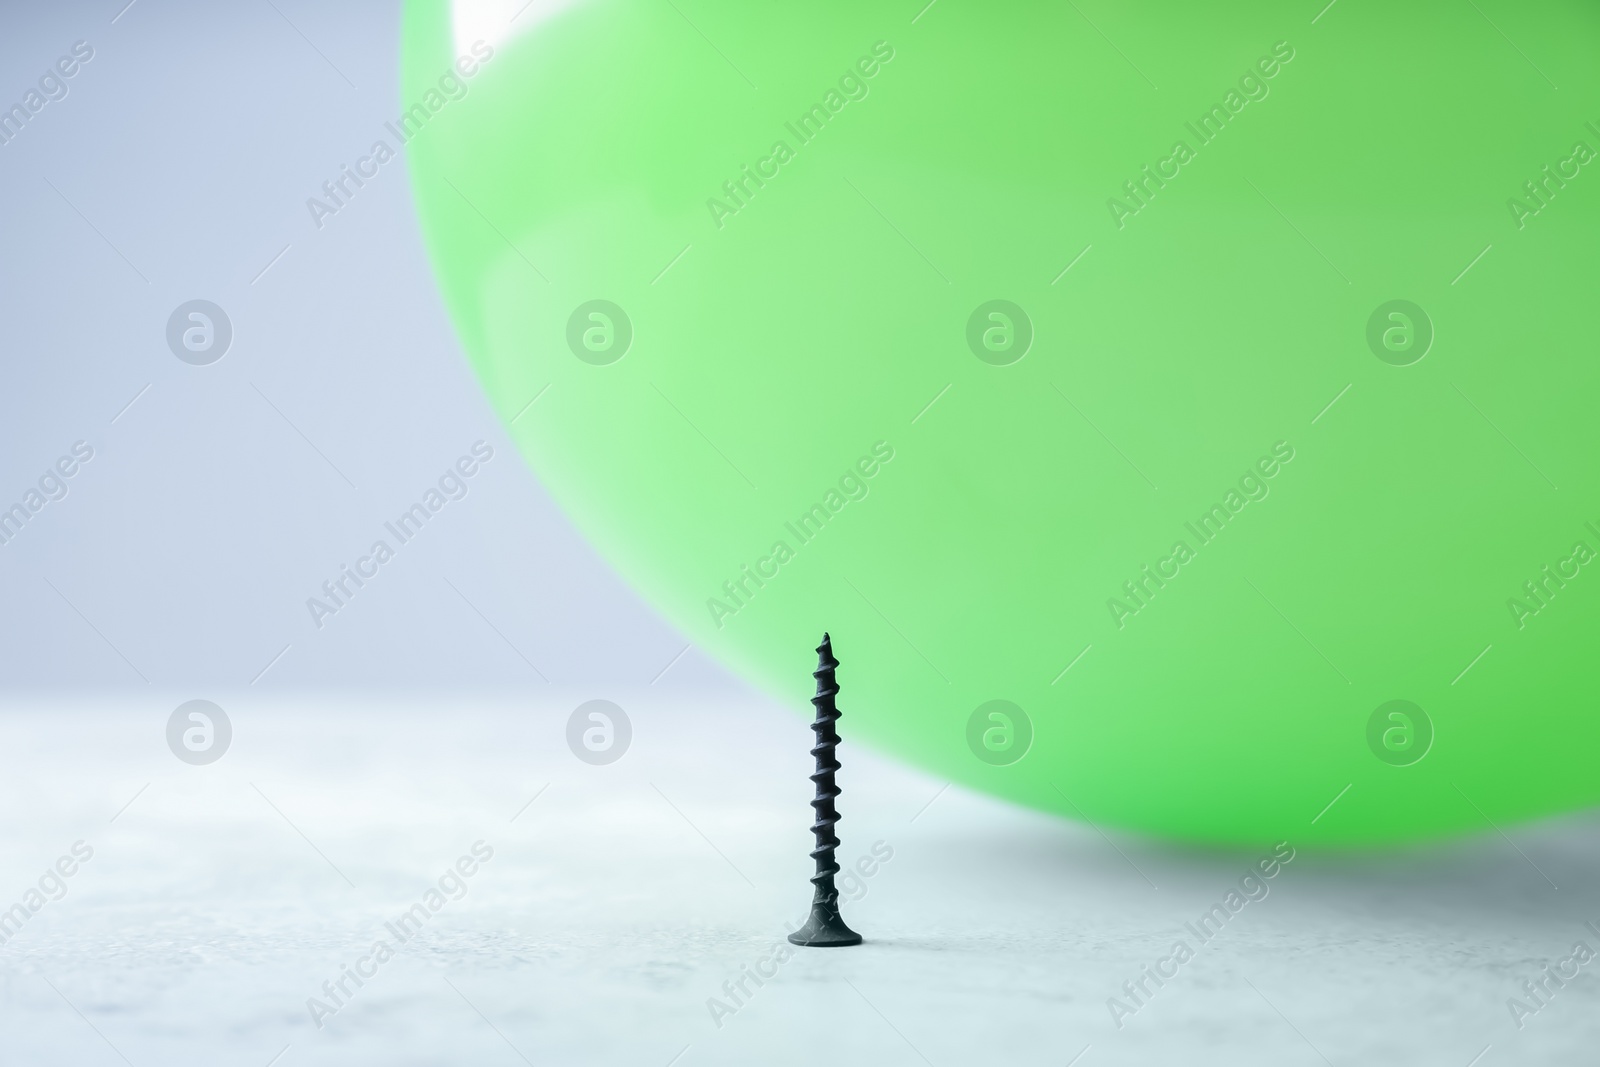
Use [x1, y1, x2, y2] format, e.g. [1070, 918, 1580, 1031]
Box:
[0, 0, 721, 696]
[2, 3, 1597, 1065]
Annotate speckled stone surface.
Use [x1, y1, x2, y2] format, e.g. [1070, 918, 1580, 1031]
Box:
[1, 694, 1595, 1066]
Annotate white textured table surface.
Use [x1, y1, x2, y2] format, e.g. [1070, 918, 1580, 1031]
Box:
[1, 693, 1595, 1066]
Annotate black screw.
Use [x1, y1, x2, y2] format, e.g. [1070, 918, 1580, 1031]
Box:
[789, 632, 862, 947]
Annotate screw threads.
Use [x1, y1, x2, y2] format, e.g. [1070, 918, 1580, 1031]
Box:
[808, 633, 844, 892]
[789, 632, 862, 947]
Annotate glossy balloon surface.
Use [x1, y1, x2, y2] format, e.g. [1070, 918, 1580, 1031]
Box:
[404, 0, 1600, 843]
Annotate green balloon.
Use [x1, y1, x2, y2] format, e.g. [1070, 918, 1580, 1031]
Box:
[402, 0, 1600, 844]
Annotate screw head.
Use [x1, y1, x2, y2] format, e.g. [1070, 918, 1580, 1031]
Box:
[787, 906, 862, 947]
